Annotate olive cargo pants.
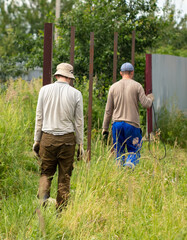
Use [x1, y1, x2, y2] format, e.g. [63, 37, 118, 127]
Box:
[38, 132, 76, 208]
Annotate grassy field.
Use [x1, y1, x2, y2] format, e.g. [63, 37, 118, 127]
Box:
[0, 79, 186, 239]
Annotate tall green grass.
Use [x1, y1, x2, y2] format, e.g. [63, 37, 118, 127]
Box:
[0, 79, 186, 239]
[0, 142, 186, 239]
[157, 106, 187, 148]
[0, 78, 41, 195]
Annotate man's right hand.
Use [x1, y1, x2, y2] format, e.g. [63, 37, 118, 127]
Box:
[147, 93, 154, 102]
[77, 144, 84, 161]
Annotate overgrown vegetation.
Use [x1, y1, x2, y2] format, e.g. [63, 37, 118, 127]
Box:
[0, 0, 186, 237]
[157, 106, 187, 148]
[0, 79, 186, 239]
[0, 79, 41, 195]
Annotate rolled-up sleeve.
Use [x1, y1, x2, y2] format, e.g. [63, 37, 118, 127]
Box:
[102, 88, 114, 130]
[74, 92, 84, 144]
[34, 89, 43, 141]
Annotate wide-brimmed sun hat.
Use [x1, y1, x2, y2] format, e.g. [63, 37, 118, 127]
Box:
[54, 63, 75, 79]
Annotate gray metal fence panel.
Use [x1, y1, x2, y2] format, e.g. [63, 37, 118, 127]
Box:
[152, 54, 187, 115]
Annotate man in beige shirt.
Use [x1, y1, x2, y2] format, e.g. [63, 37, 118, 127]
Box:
[33, 63, 84, 210]
[102, 62, 154, 168]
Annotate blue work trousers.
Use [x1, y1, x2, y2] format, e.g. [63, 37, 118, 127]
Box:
[112, 121, 142, 167]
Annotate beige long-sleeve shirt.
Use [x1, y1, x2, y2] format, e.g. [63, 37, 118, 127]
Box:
[102, 78, 153, 129]
[34, 81, 84, 144]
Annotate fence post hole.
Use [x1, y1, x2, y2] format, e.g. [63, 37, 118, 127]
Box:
[145, 54, 153, 135]
[70, 26, 75, 86]
[43, 23, 53, 86]
[113, 32, 118, 83]
[131, 30, 135, 67]
[87, 32, 94, 162]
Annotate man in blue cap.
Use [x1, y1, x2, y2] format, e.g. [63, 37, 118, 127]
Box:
[102, 62, 154, 168]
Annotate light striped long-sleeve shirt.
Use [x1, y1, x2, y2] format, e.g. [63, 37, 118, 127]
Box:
[34, 81, 84, 144]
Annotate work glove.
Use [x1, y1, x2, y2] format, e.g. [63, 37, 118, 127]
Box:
[33, 141, 40, 157]
[77, 144, 84, 161]
[147, 93, 154, 102]
[102, 129, 109, 143]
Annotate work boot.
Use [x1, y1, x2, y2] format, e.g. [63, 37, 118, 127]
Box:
[124, 152, 140, 169]
[40, 193, 50, 208]
[124, 161, 135, 170]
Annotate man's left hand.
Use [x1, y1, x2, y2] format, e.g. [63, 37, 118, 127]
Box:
[102, 129, 109, 143]
[33, 141, 40, 157]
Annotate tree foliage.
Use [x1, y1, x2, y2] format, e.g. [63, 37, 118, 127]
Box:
[0, 0, 186, 84]
[0, 0, 75, 81]
[152, 1, 187, 57]
[0, 0, 55, 81]
[53, 0, 161, 91]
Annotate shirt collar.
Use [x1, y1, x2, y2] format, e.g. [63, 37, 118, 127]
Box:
[55, 81, 69, 85]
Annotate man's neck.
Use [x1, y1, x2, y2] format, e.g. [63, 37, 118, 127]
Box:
[122, 75, 132, 80]
[57, 77, 70, 84]
[58, 79, 69, 83]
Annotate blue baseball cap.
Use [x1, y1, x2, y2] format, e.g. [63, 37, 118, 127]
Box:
[120, 62, 134, 72]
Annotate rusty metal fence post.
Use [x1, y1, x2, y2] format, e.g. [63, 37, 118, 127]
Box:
[145, 54, 153, 135]
[113, 32, 118, 83]
[43, 23, 53, 86]
[87, 32, 94, 162]
[131, 30, 135, 67]
[70, 26, 75, 86]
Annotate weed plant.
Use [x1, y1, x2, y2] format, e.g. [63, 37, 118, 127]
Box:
[0, 79, 186, 239]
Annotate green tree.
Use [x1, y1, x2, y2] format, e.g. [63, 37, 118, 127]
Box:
[53, 0, 161, 93]
[152, 1, 187, 57]
[1, 0, 186, 84]
[0, 0, 75, 82]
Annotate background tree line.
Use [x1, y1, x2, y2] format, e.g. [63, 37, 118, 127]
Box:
[0, 0, 186, 88]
